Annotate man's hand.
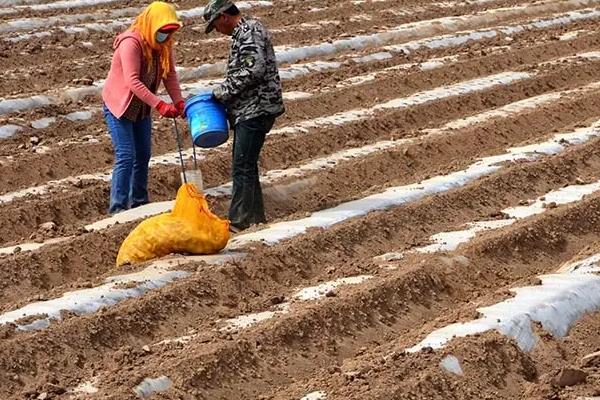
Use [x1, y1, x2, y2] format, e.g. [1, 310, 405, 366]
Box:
[212, 88, 223, 103]
[156, 101, 179, 118]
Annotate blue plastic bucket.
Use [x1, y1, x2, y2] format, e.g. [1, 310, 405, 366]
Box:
[184, 93, 229, 148]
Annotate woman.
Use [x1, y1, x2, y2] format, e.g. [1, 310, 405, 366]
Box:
[102, 1, 185, 214]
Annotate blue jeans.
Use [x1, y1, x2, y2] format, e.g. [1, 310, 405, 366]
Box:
[103, 105, 152, 214]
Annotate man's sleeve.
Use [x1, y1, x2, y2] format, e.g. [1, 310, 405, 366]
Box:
[214, 27, 267, 103]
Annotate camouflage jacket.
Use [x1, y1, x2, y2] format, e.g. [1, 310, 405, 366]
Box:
[213, 17, 285, 127]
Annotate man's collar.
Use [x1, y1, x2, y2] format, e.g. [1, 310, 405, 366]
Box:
[232, 17, 246, 37]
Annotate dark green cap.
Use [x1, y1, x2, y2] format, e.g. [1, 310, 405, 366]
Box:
[203, 0, 234, 33]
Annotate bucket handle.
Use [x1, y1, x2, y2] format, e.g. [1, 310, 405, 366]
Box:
[172, 118, 200, 185]
[172, 118, 187, 184]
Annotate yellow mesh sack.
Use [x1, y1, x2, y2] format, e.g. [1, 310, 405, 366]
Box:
[116, 183, 230, 266]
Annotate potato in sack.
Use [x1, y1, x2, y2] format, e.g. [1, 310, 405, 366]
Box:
[116, 183, 230, 266]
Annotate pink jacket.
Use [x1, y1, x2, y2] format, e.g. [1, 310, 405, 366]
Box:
[102, 31, 183, 118]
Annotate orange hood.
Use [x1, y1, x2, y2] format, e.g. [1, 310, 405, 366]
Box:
[129, 1, 182, 78]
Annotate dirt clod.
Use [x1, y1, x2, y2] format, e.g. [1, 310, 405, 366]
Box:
[39, 222, 56, 231]
[554, 367, 588, 387]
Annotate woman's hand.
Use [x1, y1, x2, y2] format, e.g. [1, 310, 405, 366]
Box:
[156, 101, 179, 118]
[175, 100, 186, 118]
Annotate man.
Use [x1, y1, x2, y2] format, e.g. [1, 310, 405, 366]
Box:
[203, 0, 285, 233]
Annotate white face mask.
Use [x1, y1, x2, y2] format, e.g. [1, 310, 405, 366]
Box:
[156, 31, 169, 43]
